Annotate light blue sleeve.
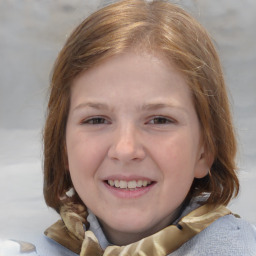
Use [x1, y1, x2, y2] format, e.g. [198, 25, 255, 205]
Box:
[0, 240, 38, 256]
[0, 236, 78, 256]
[169, 215, 256, 256]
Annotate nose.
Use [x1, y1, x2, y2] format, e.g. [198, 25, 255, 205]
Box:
[108, 124, 146, 163]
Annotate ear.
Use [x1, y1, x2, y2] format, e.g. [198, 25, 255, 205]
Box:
[194, 144, 214, 179]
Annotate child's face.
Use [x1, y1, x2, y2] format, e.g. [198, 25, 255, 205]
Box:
[66, 51, 209, 245]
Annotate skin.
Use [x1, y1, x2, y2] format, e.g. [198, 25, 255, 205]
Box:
[65, 51, 211, 246]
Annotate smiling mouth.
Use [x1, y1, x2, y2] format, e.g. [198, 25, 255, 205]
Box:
[105, 180, 154, 190]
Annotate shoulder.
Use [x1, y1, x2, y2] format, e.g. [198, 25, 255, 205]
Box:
[202, 215, 256, 254]
[35, 235, 79, 256]
[170, 215, 256, 256]
[40, 236, 79, 256]
[0, 236, 79, 256]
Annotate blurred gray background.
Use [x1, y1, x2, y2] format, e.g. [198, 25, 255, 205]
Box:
[0, 0, 255, 240]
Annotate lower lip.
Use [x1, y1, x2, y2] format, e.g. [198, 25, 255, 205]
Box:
[103, 182, 155, 199]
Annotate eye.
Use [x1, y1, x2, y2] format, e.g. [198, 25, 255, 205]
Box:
[147, 116, 175, 125]
[81, 117, 109, 125]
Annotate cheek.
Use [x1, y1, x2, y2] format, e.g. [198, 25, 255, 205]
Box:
[157, 138, 197, 198]
[153, 134, 197, 166]
[150, 132, 199, 190]
[66, 134, 108, 179]
[66, 140, 100, 200]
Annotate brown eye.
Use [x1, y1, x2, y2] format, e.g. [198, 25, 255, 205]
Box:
[149, 117, 174, 124]
[82, 117, 108, 124]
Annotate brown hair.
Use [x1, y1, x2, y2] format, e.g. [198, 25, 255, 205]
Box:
[44, 0, 239, 211]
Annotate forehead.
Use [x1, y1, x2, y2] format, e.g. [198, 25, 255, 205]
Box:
[72, 50, 186, 90]
[69, 51, 195, 113]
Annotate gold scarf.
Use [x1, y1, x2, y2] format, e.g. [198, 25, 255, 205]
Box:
[45, 201, 232, 256]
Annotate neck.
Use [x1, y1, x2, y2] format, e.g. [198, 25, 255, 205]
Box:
[98, 208, 183, 246]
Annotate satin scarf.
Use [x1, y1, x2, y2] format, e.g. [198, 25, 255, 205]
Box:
[45, 200, 232, 256]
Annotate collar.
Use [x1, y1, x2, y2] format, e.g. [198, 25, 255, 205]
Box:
[44, 198, 232, 256]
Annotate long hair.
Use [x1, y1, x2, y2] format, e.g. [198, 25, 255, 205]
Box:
[43, 0, 239, 211]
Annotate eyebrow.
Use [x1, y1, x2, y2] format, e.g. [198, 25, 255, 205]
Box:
[73, 102, 111, 112]
[140, 103, 187, 113]
[141, 103, 174, 111]
[72, 101, 187, 113]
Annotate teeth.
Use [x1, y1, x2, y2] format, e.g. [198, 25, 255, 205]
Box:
[120, 180, 128, 189]
[114, 180, 119, 187]
[107, 180, 152, 189]
[128, 181, 136, 189]
[142, 180, 148, 187]
[109, 180, 115, 186]
[137, 180, 142, 187]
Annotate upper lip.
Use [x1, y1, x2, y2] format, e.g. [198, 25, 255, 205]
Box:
[103, 175, 155, 182]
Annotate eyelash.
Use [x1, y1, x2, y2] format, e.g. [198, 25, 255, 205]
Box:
[81, 116, 175, 125]
[147, 116, 175, 125]
[81, 116, 109, 125]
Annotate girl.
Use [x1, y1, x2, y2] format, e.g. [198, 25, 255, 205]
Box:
[43, 0, 256, 255]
